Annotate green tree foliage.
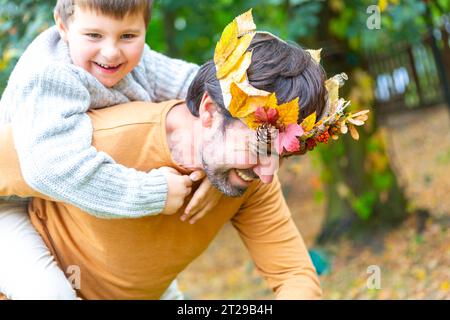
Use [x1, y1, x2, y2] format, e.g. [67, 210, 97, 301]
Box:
[0, 0, 54, 93]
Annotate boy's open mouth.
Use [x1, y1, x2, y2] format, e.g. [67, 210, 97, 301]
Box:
[93, 62, 123, 73]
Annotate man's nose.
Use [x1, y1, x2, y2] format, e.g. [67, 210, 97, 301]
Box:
[253, 154, 279, 184]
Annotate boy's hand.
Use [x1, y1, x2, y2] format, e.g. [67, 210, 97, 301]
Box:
[181, 171, 222, 224]
[158, 167, 193, 215]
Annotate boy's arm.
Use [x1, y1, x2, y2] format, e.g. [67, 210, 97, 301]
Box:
[142, 45, 199, 101]
[9, 65, 168, 218]
[0, 125, 48, 199]
[231, 176, 323, 299]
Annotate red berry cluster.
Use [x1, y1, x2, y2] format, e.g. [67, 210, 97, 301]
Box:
[316, 131, 330, 144]
[306, 138, 317, 150]
[329, 126, 340, 136]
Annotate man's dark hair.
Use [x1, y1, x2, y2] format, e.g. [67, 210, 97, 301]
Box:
[186, 33, 327, 124]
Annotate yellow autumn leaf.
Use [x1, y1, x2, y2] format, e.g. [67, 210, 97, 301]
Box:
[219, 51, 253, 107]
[244, 95, 274, 129]
[440, 280, 449, 292]
[243, 111, 259, 130]
[264, 92, 279, 109]
[235, 9, 256, 37]
[235, 81, 270, 98]
[306, 48, 322, 64]
[276, 97, 299, 127]
[325, 77, 340, 114]
[214, 19, 238, 67]
[379, 0, 388, 12]
[355, 114, 369, 122]
[352, 109, 370, 117]
[413, 268, 426, 281]
[301, 112, 316, 132]
[229, 82, 251, 118]
[348, 124, 359, 140]
[231, 51, 252, 82]
[347, 117, 365, 126]
[229, 82, 269, 120]
[315, 118, 324, 127]
[217, 32, 255, 79]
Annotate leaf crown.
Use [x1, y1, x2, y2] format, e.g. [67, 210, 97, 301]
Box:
[214, 9, 370, 156]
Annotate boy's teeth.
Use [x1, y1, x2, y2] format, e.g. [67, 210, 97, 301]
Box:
[96, 62, 120, 69]
[235, 169, 254, 182]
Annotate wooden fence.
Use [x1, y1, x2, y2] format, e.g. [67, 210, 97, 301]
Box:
[366, 25, 450, 114]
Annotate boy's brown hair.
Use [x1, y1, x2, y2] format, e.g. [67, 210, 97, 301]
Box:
[55, 0, 153, 27]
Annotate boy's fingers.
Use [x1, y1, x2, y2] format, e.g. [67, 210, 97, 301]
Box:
[189, 170, 206, 182]
[184, 176, 193, 187]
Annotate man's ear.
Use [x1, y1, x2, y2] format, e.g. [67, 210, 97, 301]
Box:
[198, 92, 218, 128]
[54, 11, 69, 42]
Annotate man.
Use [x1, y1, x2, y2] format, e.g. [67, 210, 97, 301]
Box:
[0, 27, 331, 299]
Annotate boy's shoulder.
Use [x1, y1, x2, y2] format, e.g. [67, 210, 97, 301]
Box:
[9, 58, 80, 91]
[8, 26, 77, 84]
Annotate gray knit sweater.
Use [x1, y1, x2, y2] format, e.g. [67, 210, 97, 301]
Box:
[0, 26, 199, 218]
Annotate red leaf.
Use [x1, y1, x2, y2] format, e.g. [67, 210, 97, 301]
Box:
[254, 107, 279, 126]
[277, 123, 304, 153]
[266, 108, 279, 124]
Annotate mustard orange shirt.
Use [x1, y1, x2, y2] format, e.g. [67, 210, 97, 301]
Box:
[0, 100, 322, 299]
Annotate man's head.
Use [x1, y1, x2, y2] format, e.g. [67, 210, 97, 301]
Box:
[54, 0, 153, 87]
[186, 33, 327, 197]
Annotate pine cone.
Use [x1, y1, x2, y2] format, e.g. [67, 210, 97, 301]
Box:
[255, 123, 278, 155]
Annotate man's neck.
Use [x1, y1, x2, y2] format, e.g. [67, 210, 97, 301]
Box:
[165, 103, 203, 171]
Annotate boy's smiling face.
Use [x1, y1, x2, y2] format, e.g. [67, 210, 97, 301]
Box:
[55, 6, 147, 88]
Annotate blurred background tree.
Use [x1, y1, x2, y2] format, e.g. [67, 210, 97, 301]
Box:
[1, 0, 449, 242]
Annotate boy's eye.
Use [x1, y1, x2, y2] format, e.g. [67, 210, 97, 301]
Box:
[86, 33, 102, 39]
[121, 34, 137, 40]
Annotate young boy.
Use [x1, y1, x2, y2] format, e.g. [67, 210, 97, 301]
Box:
[0, 0, 220, 299]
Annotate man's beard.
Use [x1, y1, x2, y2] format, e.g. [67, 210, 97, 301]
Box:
[202, 158, 248, 197]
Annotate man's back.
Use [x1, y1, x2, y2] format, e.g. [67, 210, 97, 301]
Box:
[0, 100, 322, 299]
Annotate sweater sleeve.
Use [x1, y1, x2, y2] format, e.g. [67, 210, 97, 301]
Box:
[9, 64, 168, 219]
[231, 176, 323, 299]
[142, 45, 199, 101]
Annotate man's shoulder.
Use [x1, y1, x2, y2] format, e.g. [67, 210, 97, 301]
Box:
[240, 175, 284, 206]
[89, 100, 183, 132]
